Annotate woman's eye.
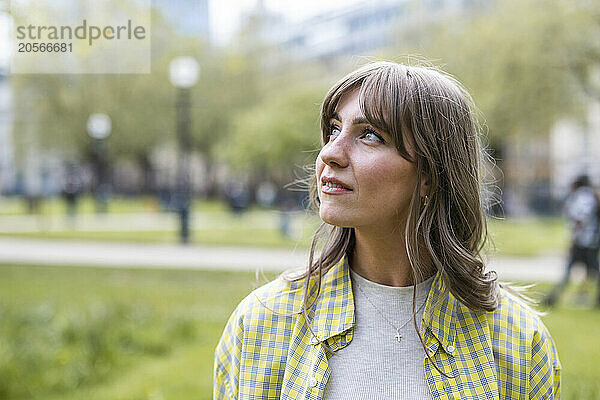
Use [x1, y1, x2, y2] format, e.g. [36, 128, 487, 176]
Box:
[327, 125, 341, 141]
[362, 129, 384, 143]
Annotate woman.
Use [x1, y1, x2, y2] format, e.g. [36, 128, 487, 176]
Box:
[214, 61, 561, 399]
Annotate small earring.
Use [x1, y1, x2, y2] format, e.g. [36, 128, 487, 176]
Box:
[423, 195, 429, 206]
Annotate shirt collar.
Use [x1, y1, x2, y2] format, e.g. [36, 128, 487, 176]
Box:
[310, 256, 355, 341]
[421, 271, 457, 353]
[310, 255, 457, 353]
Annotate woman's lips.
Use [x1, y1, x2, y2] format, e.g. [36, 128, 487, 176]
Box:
[321, 181, 353, 195]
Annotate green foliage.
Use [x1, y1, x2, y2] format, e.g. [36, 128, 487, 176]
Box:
[0, 299, 196, 398]
[191, 51, 263, 162]
[220, 87, 323, 182]
[389, 0, 598, 140]
[0, 264, 269, 399]
[566, 0, 600, 101]
[0, 266, 268, 399]
[10, 9, 206, 165]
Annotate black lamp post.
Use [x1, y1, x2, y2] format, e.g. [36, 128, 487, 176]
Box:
[169, 56, 199, 244]
[87, 113, 111, 213]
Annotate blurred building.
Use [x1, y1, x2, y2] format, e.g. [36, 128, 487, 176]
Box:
[254, 0, 488, 62]
[500, 102, 600, 216]
[276, 1, 404, 61]
[0, 73, 15, 194]
[551, 101, 600, 199]
[0, 9, 16, 194]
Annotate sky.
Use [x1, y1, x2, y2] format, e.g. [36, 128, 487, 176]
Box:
[208, 0, 366, 45]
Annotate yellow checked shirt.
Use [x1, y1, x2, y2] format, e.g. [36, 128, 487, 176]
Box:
[214, 257, 561, 399]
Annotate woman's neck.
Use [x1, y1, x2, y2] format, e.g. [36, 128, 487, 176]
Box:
[350, 226, 433, 287]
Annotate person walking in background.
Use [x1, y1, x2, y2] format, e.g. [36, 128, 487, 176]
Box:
[545, 174, 600, 307]
[62, 162, 83, 226]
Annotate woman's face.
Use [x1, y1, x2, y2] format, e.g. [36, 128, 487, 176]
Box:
[316, 88, 420, 232]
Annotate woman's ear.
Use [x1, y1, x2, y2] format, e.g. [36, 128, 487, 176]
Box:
[419, 174, 430, 198]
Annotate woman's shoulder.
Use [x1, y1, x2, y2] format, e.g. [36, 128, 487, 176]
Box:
[443, 281, 552, 343]
[214, 275, 307, 397]
[228, 272, 306, 323]
[486, 286, 561, 396]
[486, 286, 550, 337]
[485, 286, 560, 368]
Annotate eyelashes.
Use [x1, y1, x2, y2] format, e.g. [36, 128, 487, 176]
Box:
[362, 128, 385, 143]
[323, 123, 340, 143]
[326, 123, 385, 144]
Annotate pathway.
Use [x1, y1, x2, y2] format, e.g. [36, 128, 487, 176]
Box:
[0, 237, 566, 282]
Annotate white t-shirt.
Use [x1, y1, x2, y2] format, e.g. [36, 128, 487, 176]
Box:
[324, 270, 435, 400]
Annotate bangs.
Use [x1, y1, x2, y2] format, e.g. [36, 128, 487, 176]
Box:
[320, 63, 414, 162]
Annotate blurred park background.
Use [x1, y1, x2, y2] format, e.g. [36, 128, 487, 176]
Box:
[0, 0, 600, 398]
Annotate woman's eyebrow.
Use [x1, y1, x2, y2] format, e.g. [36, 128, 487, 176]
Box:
[331, 112, 370, 125]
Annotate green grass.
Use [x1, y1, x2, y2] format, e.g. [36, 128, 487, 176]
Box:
[0, 228, 315, 248]
[0, 196, 232, 216]
[0, 196, 160, 215]
[0, 263, 598, 399]
[487, 217, 568, 257]
[0, 212, 320, 249]
[543, 309, 600, 399]
[0, 263, 277, 400]
[0, 217, 566, 255]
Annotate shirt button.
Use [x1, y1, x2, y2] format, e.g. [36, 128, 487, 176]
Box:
[308, 376, 318, 388]
[309, 337, 319, 346]
[446, 345, 455, 354]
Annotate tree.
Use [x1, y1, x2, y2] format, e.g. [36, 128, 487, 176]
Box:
[219, 87, 323, 186]
[390, 0, 586, 140]
[10, 9, 211, 193]
[567, 1, 600, 101]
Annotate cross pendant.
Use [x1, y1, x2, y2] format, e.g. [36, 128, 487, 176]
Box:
[395, 330, 402, 342]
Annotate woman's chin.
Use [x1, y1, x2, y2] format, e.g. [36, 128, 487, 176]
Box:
[319, 210, 355, 228]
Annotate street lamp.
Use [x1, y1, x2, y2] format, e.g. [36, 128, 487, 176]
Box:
[169, 56, 199, 244]
[87, 113, 112, 213]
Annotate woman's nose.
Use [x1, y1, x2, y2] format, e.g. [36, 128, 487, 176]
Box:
[319, 133, 349, 168]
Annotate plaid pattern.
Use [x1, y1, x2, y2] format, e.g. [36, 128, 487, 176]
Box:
[215, 257, 561, 399]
